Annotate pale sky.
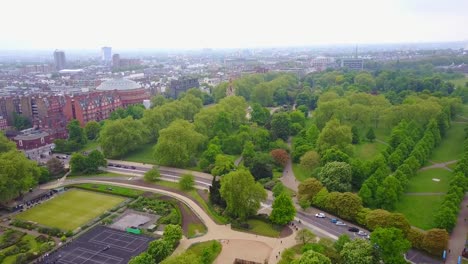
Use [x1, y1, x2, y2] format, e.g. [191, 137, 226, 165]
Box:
[0, 0, 466, 50]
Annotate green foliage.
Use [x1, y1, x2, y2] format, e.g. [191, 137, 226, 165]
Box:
[270, 148, 289, 167]
[251, 103, 270, 125]
[161, 251, 202, 264]
[220, 169, 267, 220]
[163, 224, 183, 247]
[188, 240, 222, 264]
[12, 112, 31, 130]
[248, 152, 274, 180]
[298, 178, 323, 203]
[148, 239, 172, 263]
[46, 157, 65, 177]
[154, 120, 206, 167]
[270, 192, 296, 225]
[179, 174, 195, 191]
[421, 228, 449, 256]
[334, 234, 351, 253]
[295, 229, 316, 245]
[272, 182, 286, 197]
[319, 162, 352, 192]
[300, 151, 320, 171]
[291, 250, 331, 264]
[69, 150, 106, 174]
[209, 176, 226, 207]
[271, 112, 291, 140]
[340, 238, 377, 264]
[144, 167, 160, 182]
[210, 155, 235, 176]
[84, 121, 101, 140]
[67, 119, 87, 145]
[370, 227, 411, 264]
[317, 119, 352, 155]
[128, 252, 155, 264]
[100, 117, 149, 158]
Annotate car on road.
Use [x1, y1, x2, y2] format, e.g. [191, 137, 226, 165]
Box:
[335, 221, 347, 226]
[330, 218, 338, 223]
[357, 231, 368, 236]
[315, 213, 326, 218]
[108, 163, 114, 167]
[130, 166, 136, 169]
[115, 164, 122, 168]
[348, 227, 359, 232]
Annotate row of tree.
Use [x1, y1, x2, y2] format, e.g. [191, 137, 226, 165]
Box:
[69, 150, 106, 174]
[433, 126, 468, 231]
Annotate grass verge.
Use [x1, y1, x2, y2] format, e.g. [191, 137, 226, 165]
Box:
[73, 183, 144, 197]
[430, 123, 465, 163]
[406, 169, 452, 193]
[394, 194, 445, 230]
[292, 163, 311, 182]
[232, 218, 282, 238]
[121, 144, 157, 165]
[188, 240, 222, 263]
[354, 141, 386, 161]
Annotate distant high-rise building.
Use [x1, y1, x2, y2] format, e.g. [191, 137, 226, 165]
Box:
[112, 54, 120, 68]
[341, 59, 363, 71]
[101, 47, 112, 64]
[53, 50, 66, 71]
[168, 78, 200, 98]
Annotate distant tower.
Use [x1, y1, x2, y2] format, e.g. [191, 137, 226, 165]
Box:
[53, 50, 66, 71]
[355, 45, 358, 58]
[101, 47, 112, 64]
[112, 54, 120, 69]
[226, 78, 235, 97]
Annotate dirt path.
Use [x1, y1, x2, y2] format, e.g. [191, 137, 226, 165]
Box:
[234, 156, 243, 166]
[279, 137, 299, 192]
[446, 194, 468, 264]
[419, 160, 457, 172]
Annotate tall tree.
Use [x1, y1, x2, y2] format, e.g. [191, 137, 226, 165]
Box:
[298, 178, 323, 203]
[295, 229, 316, 245]
[154, 120, 205, 167]
[147, 239, 172, 263]
[163, 224, 183, 247]
[46, 157, 65, 177]
[317, 119, 352, 155]
[319, 162, 352, 192]
[128, 252, 155, 264]
[211, 155, 235, 176]
[84, 121, 101, 140]
[67, 119, 87, 145]
[209, 176, 226, 207]
[370, 227, 411, 264]
[270, 192, 296, 225]
[100, 117, 148, 158]
[220, 169, 267, 220]
[291, 249, 331, 264]
[179, 174, 195, 190]
[340, 238, 376, 264]
[271, 112, 291, 140]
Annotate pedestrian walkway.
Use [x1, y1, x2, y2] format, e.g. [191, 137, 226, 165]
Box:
[279, 137, 299, 192]
[446, 194, 468, 264]
[419, 160, 457, 172]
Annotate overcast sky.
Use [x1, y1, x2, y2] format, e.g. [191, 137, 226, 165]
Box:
[1, 0, 466, 50]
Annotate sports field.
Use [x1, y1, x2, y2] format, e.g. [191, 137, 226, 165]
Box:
[16, 189, 125, 231]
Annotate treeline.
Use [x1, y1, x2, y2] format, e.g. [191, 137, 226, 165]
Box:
[298, 177, 449, 256]
[433, 125, 468, 231]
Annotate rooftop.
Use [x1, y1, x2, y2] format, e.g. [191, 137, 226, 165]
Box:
[96, 78, 141, 91]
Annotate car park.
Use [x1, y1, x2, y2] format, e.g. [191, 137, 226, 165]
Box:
[336, 221, 346, 226]
[315, 213, 326, 218]
[348, 227, 359, 232]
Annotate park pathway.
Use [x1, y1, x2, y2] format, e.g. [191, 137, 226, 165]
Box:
[446, 194, 468, 264]
[419, 160, 458, 172]
[279, 137, 299, 192]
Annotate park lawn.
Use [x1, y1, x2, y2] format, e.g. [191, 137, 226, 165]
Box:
[394, 194, 445, 230]
[74, 183, 144, 197]
[187, 223, 207, 238]
[292, 163, 312, 182]
[406, 169, 452, 193]
[16, 189, 125, 231]
[233, 219, 282, 238]
[447, 163, 458, 170]
[354, 141, 386, 161]
[374, 126, 391, 143]
[81, 140, 100, 152]
[449, 77, 468, 88]
[121, 144, 156, 165]
[188, 240, 222, 263]
[430, 123, 465, 163]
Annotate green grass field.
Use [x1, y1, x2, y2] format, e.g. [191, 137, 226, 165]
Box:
[233, 219, 282, 237]
[188, 240, 222, 263]
[354, 142, 386, 160]
[121, 144, 156, 164]
[430, 123, 465, 163]
[292, 163, 312, 182]
[16, 189, 125, 231]
[74, 183, 144, 197]
[449, 77, 468, 88]
[406, 169, 452, 193]
[394, 194, 445, 230]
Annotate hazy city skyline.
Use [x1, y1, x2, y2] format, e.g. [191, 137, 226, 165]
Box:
[1, 0, 467, 50]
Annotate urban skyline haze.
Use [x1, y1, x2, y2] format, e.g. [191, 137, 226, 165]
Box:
[0, 0, 467, 50]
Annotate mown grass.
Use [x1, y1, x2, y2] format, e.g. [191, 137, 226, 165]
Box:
[188, 240, 222, 263]
[406, 169, 452, 193]
[354, 141, 387, 161]
[121, 144, 157, 165]
[68, 172, 128, 178]
[394, 194, 445, 230]
[74, 183, 144, 197]
[232, 219, 282, 238]
[187, 223, 207, 238]
[292, 163, 312, 182]
[430, 123, 465, 163]
[16, 189, 125, 231]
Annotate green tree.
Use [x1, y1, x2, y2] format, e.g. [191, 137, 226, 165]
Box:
[211, 155, 235, 176]
[154, 120, 205, 167]
[291, 249, 331, 264]
[319, 162, 352, 192]
[209, 176, 226, 207]
[300, 151, 320, 171]
[270, 192, 296, 225]
[317, 119, 352, 155]
[12, 112, 31, 130]
[295, 229, 316, 245]
[147, 239, 172, 263]
[251, 103, 270, 125]
[249, 153, 274, 180]
[271, 112, 291, 140]
[163, 224, 183, 247]
[179, 174, 195, 190]
[86, 150, 106, 173]
[351, 126, 360, 144]
[84, 121, 101, 140]
[242, 141, 256, 167]
[144, 167, 160, 182]
[366, 127, 376, 142]
[128, 252, 155, 264]
[220, 169, 267, 220]
[161, 252, 202, 264]
[340, 238, 376, 264]
[67, 119, 87, 145]
[298, 178, 323, 203]
[100, 117, 148, 158]
[421, 228, 449, 256]
[370, 227, 411, 264]
[0, 133, 16, 152]
[69, 153, 87, 173]
[270, 149, 289, 167]
[334, 234, 351, 252]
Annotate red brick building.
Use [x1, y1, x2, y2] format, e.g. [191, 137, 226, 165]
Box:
[96, 78, 149, 107]
[13, 129, 66, 150]
[63, 91, 122, 125]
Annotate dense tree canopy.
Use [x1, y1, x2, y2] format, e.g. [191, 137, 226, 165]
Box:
[100, 117, 148, 158]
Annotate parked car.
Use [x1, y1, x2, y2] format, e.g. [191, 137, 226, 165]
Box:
[315, 213, 326, 218]
[336, 221, 347, 226]
[348, 227, 359, 232]
[357, 231, 368, 236]
[330, 218, 338, 223]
